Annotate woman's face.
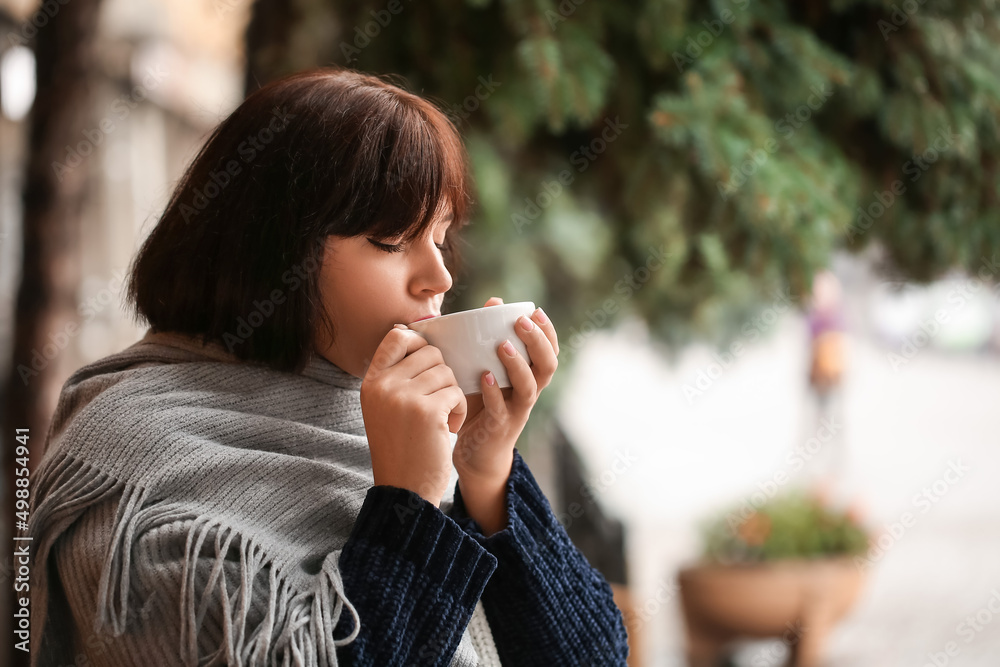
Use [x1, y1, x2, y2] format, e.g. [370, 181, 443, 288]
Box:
[315, 209, 455, 379]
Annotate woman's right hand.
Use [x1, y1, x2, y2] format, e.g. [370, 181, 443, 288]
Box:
[359, 325, 467, 507]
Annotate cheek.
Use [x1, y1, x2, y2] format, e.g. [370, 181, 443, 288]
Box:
[316, 273, 344, 323]
[336, 287, 391, 336]
[321, 250, 407, 330]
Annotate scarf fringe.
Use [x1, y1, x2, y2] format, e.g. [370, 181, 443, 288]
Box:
[31, 453, 361, 666]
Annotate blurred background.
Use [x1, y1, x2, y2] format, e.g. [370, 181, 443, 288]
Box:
[2, 0, 999, 665]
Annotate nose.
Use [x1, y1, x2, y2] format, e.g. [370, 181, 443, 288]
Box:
[411, 237, 453, 298]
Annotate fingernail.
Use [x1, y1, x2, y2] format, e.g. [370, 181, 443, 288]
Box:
[534, 308, 548, 324]
[502, 340, 516, 356]
[519, 316, 534, 332]
[393, 324, 408, 330]
[485, 372, 496, 386]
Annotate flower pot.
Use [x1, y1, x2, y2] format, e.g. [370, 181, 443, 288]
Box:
[677, 558, 864, 667]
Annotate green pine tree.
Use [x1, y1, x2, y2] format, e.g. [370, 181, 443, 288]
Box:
[246, 0, 1000, 418]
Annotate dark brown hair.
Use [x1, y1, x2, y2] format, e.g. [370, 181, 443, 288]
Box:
[125, 67, 474, 374]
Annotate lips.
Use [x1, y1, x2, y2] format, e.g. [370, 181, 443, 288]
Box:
[413, 314, 438, 322]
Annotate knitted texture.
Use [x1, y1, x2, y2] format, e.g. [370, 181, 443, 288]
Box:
[27, 329, 630, 666]
[27, 330, 492, 667]
[465, 601, 501, 665]
[451, 452, 632, 666]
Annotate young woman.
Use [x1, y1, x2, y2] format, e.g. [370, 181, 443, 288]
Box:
[27, 67, 630, 666]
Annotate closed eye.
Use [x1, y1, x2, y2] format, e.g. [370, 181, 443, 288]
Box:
[367, 239, 405, 253]
[367, 238, 448, 253]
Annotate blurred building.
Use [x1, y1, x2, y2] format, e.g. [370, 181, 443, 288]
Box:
[0, 0, 247, 415]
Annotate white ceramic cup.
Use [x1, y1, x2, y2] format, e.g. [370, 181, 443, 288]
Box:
[405, 301, 536, 395]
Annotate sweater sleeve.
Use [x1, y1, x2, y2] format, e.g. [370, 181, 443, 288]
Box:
[331, 484, 498, 666]
[446, 448, 630, 666]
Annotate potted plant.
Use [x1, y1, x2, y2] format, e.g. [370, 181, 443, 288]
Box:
[678, 491, 869, 667]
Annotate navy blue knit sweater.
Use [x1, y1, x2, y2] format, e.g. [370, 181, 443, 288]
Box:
[333, 447, 630, 666]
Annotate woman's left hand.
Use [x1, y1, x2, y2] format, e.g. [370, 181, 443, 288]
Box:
[452, 297, 559, 532]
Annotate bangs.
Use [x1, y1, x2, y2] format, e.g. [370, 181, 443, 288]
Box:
[353, 91, 473, 246]
[126, 67, 477, 375]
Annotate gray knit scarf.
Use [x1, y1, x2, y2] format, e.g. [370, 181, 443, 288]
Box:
[28, 330, 500, 667]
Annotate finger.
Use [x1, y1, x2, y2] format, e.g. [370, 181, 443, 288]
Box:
[392, 342, 448, 379]
[411, 363, 460, 396]
[514, 314, 558, 391]
[428, 385, 467, 433]
[530, 307, 559, 356]
[484, 297, 504, 307]
[370, 326, 429, 373]
[480, 370, 508, 421]
[496, 338, 537, 410]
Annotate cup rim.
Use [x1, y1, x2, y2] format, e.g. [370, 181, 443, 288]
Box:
[407, 301, 535, 328]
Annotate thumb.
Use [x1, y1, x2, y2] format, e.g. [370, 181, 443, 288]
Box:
[484, 297, 504, 307]
[370, 326, 426, 374]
